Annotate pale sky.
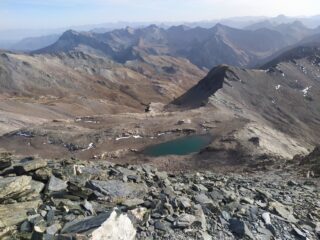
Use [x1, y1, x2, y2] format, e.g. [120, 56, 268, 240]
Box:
[1, 0, 320, 30]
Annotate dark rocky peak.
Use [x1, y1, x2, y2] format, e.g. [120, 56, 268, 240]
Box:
[59, 30, 82, 40]
[171, 65, 238, 108]
[57, 29, 96, 44]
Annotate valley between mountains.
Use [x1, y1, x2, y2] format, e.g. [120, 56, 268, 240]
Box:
[1, 23, 320, 171]
[0, 21, 320, 239]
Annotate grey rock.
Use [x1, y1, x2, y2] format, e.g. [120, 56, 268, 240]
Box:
[262, 212, 271, 225]
[122, 198, 145, 208]
[240, 197, 254, 205]
[194, 204, 207, 230]
[315, 222, 320, 237]
[221, 211, 231, 221]
[201, 231, 213, 240]
[46, 210, 55, 225]
[46, 223, 61, 235]
[82, 200, 95, 215]
[0, 200, 42, 228]
[86, 180, 147, 201]
[174, 214, 197, 228]
[33, 168, 52, 182]
[292, 226, 307, 239]
[0, 175, 32, 201]
[257, 227, 273, 240]
[20, 220, 33, 232]
[165, 215, 175, 223]
[61, 212, 111, 233]
[208, 189, 225, 201]
[287, 180, 298, 186]
[31, 180, 45, 194]
[67, 181, 93, 199]
[192, 184, 208, 192]
[0, 158, 11, 171]
[47, 176, 68, 192]
[155, 171, 168, 180]
[154, 221, 168, 232]
[177, 196, 192, 209]
[229, 219, 255, 239]
[14, 159, 47, 175]
[194, 193, 212, 205]
[256, 188, 273, 199]
[269, 201, 298, 223]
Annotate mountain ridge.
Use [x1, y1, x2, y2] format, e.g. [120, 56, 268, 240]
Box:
[33, 23, 318, 69]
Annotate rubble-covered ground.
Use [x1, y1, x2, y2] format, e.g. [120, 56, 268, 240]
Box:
[0, 151, 319, 240]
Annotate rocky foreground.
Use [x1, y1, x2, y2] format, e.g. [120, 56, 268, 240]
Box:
[0, 152, 319, 240]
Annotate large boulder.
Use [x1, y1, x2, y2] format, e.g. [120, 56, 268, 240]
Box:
[86, 180, 147, 202]
[47, 175, 68, 192]
[268, 201, 298, 223]
[14, 158, 47, 175]
[0, 176, 32, 202]
[61, 212, 111, 234]
[174, 214, 197, 228]
[0, 200, 42, 228]
[91, 210, 136, 240]
[0, 157, 12, 171]
[229, 219, 254, 240]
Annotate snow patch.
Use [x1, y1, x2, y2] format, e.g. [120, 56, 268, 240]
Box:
[275, 85, 281, 90]
[115, 136, 131, 141]
[133, 135, 142, 139]
[302, 86, 312, 97]
[116, 135, 143, 141]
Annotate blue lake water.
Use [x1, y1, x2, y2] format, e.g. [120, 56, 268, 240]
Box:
[143, 135, 212, 157]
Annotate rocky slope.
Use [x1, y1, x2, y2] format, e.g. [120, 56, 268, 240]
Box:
[0, 152, 319, 240]
[168, 44, 320, 162]
[0, 50, 204, 135]
[1, 43, 320, 168]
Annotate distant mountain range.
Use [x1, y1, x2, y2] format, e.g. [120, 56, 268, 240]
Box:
[32, 21, 320, 69]
[2, 14, 320, 51]
[1, 18, 320, 160]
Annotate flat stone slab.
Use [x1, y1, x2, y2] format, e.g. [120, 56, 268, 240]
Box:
[0, 200, 42, 228]
[61, 212, 111, 234]
[14, 159, 47, 174]
[47, 175, 68, 192]
[0, 176, 32, 201]
[86, 180, 147, 201]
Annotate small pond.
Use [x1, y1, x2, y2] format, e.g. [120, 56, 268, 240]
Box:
[143, 135, 212, 157]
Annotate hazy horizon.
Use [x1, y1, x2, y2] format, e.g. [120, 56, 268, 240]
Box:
[1, 0, 320, 30]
